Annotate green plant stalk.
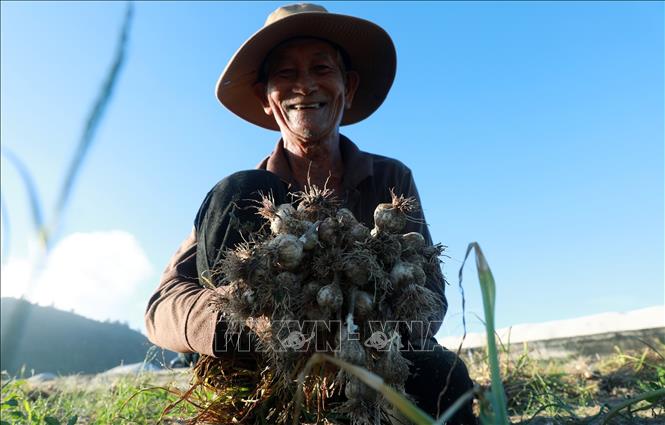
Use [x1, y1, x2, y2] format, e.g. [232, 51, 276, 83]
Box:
[49, 2, 133, 242]
[0, 147, 46, 250]
[464, 242, 510, 424]
[600, 387, 665, 424]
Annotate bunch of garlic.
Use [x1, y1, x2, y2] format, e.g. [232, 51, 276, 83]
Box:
[212, 187, 444, 424]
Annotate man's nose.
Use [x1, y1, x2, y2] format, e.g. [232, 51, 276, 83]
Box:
[292, 72, 317, 95]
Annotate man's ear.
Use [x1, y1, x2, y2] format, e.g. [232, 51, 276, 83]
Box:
[253, 82, 273, 116]
[344, 71, 360, 109]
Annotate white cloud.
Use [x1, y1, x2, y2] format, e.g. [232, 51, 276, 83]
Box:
[1, 230, 154, 330]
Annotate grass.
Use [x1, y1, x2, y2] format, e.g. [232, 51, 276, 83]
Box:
[465, 343, 665, 424]
[0, 370, 199, 425]
[2, 343, 662, 424]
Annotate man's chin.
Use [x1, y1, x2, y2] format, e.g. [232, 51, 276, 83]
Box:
[278, 117, 341, 143]
[288, 125, 331, 142]
[284, 115, 338, 137]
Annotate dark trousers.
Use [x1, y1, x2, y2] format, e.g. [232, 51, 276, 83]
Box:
[194, 170, 477, 425]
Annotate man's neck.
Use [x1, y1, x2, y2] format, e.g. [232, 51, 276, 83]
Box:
[282, 133, 344, 195]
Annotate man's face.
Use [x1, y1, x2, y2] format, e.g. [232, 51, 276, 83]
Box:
[256, 39, 359, 143]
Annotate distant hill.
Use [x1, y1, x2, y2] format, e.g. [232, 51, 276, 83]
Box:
[0, 297, 172, 375]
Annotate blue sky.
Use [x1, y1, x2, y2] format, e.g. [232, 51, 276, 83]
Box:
[1, 1, 663, 338]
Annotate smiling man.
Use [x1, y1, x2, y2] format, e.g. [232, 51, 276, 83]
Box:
[254, 38, 359, 196]
[145, 4, 477, 424]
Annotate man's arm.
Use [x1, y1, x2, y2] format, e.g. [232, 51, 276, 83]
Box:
[146, 172, 289, 358]
[144, 228, 221, 357]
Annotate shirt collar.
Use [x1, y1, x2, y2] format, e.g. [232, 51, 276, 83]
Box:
[256, 134, 373, 191]
[256, 138, 298, 188]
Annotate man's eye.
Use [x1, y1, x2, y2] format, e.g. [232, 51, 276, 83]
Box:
[313, 65, 333, 73]
[275, 69, 295, 78]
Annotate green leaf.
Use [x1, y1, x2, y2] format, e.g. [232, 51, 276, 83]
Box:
[459, 242, 510, 425]
[600, 387, 665, 424]
[10, 411, 26, 418]
[2, 420, 12, 425]
[22, 398, 32, 420]
[66, 416, 78, 425]
[2, 398, 18, 407]
[44, 417, 61, 425]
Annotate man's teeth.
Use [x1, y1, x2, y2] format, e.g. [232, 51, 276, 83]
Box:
[291, 103, 322, 110]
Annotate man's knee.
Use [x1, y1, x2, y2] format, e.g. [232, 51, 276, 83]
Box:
[404, 345, 473, 392]
[436, 346, 474, 393]
[403, 345, 476, 423]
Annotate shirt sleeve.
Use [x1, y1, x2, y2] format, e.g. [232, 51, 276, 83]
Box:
[399, 168, 448, 336]
[144, 228, 221, 357]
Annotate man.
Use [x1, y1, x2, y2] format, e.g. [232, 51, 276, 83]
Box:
[145, 4, 476, 424]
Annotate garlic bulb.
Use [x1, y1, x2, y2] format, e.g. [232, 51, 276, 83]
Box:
[270, 203, 297, 235]
[343, 258, 369, 287]
[316, 283, 343, 311]
[348, 222, 370, 243]
[400, 232, 426, 253]
[338, 338, 365, 365]
[336, 327, 366, 365]
[299, 220, 319, 250]
[270, 234, 304, 270]
[318, 217, 338, 245]
[373, 203, 406, 234]
[344, 377, 371, 400]
[354, 291, 374, 318]
[373, 190, 419, 234]
[336, 208, 357, 227]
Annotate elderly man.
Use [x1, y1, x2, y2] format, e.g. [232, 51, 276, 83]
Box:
[145, 4, 476, 424]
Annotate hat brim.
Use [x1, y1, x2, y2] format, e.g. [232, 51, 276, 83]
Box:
[216, 11, 397, 131]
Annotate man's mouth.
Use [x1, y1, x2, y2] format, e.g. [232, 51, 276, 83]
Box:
[288, 102, 325, 110]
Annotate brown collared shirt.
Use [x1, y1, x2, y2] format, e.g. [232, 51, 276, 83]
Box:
[144, 135, 447, 356]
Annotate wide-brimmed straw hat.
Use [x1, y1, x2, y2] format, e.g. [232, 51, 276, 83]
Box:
[216, 3, 397, 131]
